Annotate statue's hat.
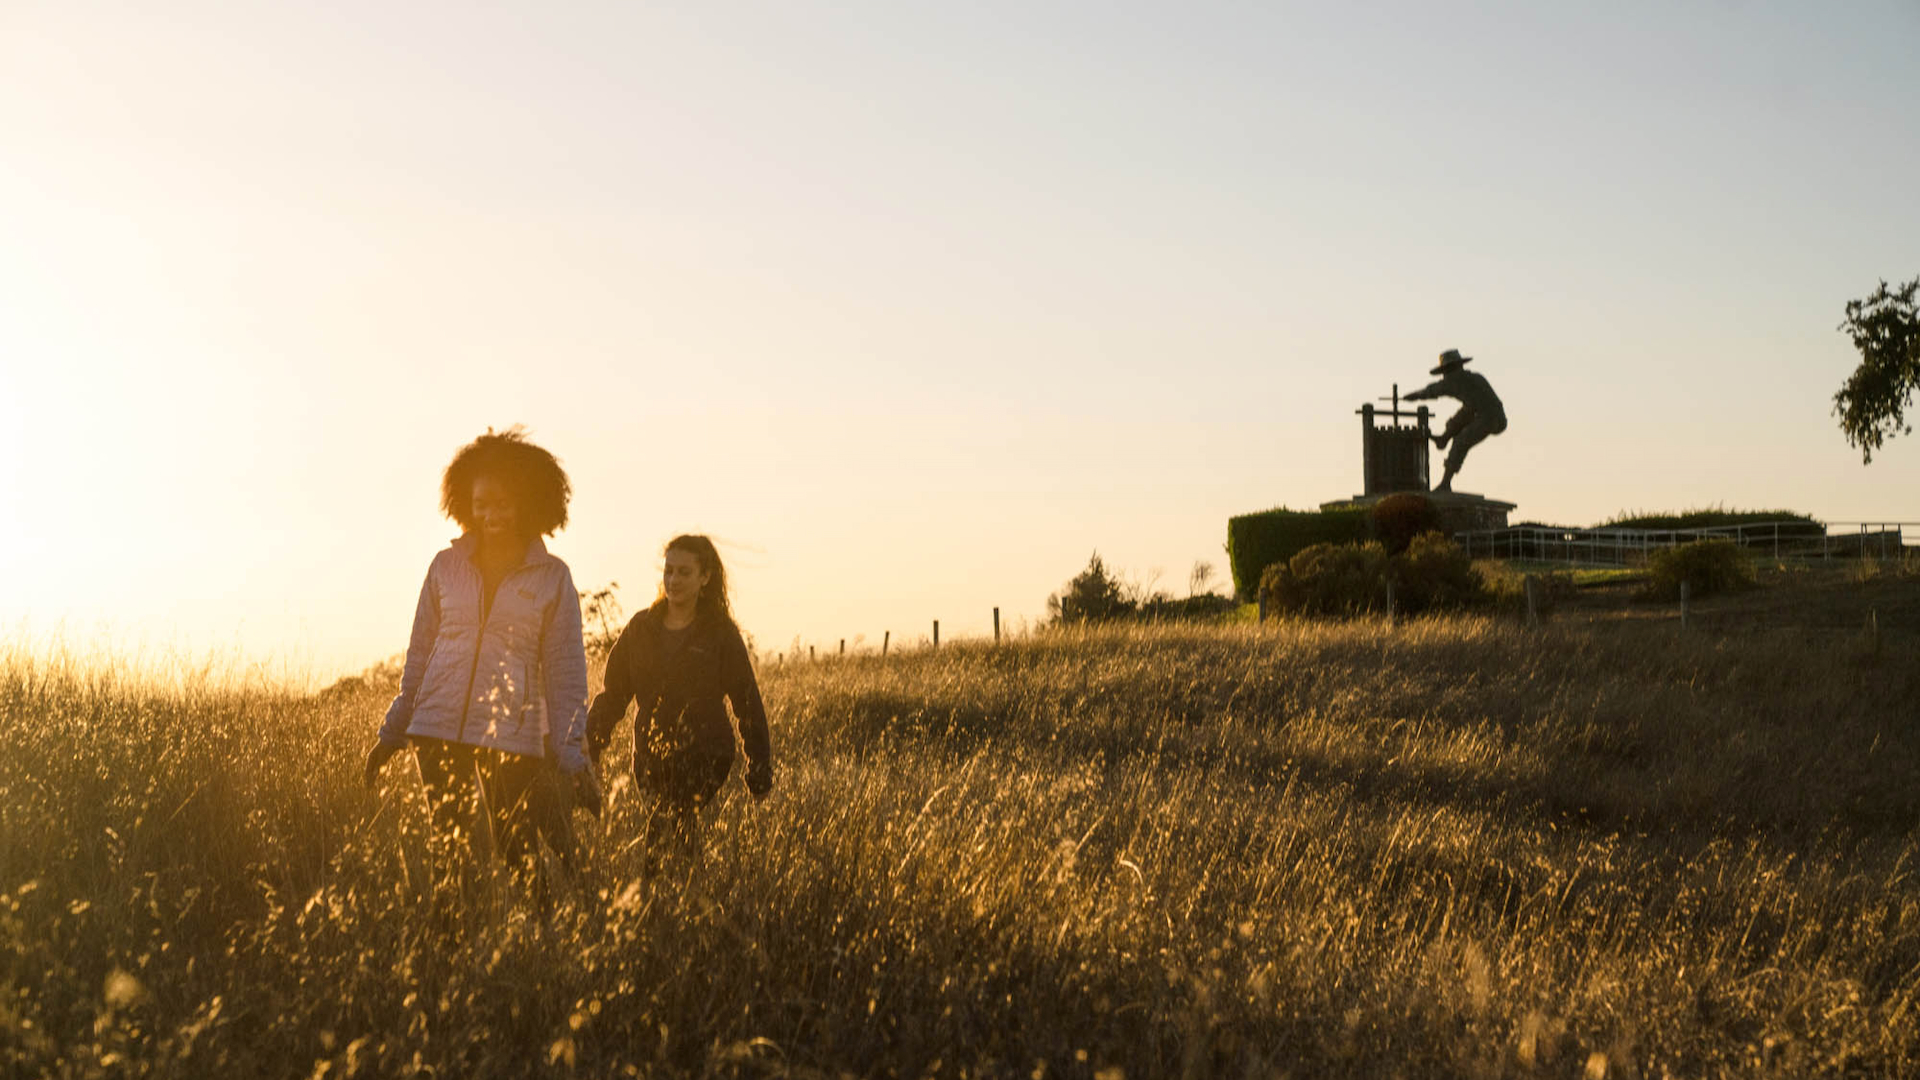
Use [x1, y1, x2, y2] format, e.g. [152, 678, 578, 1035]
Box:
[1430, 348, 1473, 375]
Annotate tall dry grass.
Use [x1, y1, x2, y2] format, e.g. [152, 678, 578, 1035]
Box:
[2, 617, 1917, 1078]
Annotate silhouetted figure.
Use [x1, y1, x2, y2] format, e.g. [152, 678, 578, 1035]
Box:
[362, 428, 599, 914]
[587, 535, 773, 871]
[1405, 349, 1507, 493]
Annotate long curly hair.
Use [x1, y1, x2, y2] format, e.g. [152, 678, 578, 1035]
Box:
[439, 427, 572, 537]
[663, 534, 735, 626]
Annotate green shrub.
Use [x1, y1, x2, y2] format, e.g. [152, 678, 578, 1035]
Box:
[1138, 593, 1239, 621]
[1370, 494, 1440, 555]
[1260, 534, 1486, 618]
[1227, 506, 1371, 599]
[1048, 552, 1133, 623]
[1260, 541, 1391, 616]
[1392, 531, 1483, 613]
[1643, 539, 1754, 600]
[1603, 507, 1820, 531]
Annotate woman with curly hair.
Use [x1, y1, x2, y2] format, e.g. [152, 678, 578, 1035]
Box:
[587, 534, 773, 864]
[363, 427, 598, 907]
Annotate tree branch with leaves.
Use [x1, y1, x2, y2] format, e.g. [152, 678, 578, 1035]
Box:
[1833, 276, 1920, 463]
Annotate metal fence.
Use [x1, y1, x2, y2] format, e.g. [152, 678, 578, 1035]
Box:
[1453, 520, 1916, 566]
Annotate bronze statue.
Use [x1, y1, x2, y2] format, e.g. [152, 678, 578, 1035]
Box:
[1404, 349, 1505, 493]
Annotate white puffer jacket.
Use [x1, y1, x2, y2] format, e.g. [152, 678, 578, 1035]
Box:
[377, 535, 590, 772]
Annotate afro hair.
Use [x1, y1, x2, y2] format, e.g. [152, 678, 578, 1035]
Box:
[440, 427, 572, 537]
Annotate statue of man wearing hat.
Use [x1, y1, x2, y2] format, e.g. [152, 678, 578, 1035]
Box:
[1405, 348, 1506, 493]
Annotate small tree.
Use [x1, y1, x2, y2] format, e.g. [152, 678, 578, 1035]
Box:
[1188, 560, 1216, 598]
[578, 581, 624, 659]
[1833, 276, 1920, 463]
[1048, 552, 1134, 624]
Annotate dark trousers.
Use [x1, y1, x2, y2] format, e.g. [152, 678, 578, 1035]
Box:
[1441, 406, 1508, 473]
[636, 749, 732, 862]
[414, 737, 576, 909]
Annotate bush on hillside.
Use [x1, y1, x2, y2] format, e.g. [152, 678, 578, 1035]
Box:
[1138, 593, 1239, 621]
[1049, 552, 1134, 624]
[1370, 494, 1441, 555]
[1261, 533, 1484, 617]
[1392, 531, 1482, 613]
[1603, 508, 1820, 531]
[1227, 506, 1371, 599]
[1642, 539, 1754, 600]
[1260, 541, 1391, 616]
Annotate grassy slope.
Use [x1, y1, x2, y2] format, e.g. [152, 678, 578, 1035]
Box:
[3, 611, 1919, 1078]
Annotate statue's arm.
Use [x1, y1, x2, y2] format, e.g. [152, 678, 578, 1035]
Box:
[1403, 378, 1449, 402]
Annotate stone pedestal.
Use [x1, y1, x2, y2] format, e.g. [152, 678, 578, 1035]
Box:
[1320, 491, 1515, 534]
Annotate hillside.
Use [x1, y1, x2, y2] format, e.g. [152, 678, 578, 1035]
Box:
[3, 611, 1918, 1077]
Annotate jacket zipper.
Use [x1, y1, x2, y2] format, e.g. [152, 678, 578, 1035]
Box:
[453, 560, 521, 745]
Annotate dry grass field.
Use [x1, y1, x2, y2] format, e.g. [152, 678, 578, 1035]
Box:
[4, 575, 1919, 1078]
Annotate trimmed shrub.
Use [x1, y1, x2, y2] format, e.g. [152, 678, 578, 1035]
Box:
[1642, 539, 1754, 600]
[1260, 541, 1391, 616]
[1391, 531, 1482, 613]
[1603, 508, 1820, 531]
[1370, 494, 1441, 555]
[1227, 506, 1371, 599]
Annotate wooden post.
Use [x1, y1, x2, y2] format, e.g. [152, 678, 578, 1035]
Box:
[839, 638, 845, 657]
[1258, 592, 1268, 622]
[1523, 574, 1538, 627]
[993, 607, 1001, 642]
[809, 645, 815, 662]
[1679, 580, 1690, 631]
[932, 620, 940, 648]
[882, 630, 890, 657]
[1384, 578, 1396, 622]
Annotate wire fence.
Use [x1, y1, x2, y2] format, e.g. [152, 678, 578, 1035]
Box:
[1454, 520, 1916, 565]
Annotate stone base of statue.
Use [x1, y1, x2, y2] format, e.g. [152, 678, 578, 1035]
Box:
[1321, 491, 1515, 534]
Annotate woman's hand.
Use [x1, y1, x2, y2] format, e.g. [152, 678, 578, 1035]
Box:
[363, 742, 400, 789]
[571, 763, 604, 818]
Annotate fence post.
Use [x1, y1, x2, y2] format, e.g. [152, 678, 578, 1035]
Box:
[1524, 574, 1539, 627]
[882, 630, 890, 657]
[993, 607, 1000, 642]
[1679, 580, 1690, 631]
[933, 620, 940, 648]
[839, 639, 845, 657]
[1384, 578, 1396, 622]
[1258, 593, 1268, 623]
[809, 645, 815, 662]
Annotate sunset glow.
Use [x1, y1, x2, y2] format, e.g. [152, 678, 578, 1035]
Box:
[3, 2, 1917, 679]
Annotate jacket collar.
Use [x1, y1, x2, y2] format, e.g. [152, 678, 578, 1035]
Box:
[646, 598, 718, 636]
[451, 532, 554, 570]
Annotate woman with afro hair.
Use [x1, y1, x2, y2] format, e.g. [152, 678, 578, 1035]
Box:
[363, 427, 598, 907]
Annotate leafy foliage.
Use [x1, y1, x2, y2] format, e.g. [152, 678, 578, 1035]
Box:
[1047, 551, 1132, 623]
[1260, 533, 1483, 617]
[578, 581, 625, 659]
[1050, 553, 1234, 625]
[1832, 276, 1920, 463]
[1643, 539, 1755, 600]
[1226, 506, 1371, 599]
[1370, 493, 1442, 555]
[1393, 531, 1483, 612]
[1260, 540, 1392, 616]
[1600, 507, 1821, 531]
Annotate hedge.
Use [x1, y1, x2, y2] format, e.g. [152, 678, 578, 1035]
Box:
[1226, 506, 1371, 599]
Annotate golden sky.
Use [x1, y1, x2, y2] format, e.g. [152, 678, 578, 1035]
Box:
[4, 2, 1918, 679]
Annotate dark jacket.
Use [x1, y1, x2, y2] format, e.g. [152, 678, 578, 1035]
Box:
[586, 602, 772, 792]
